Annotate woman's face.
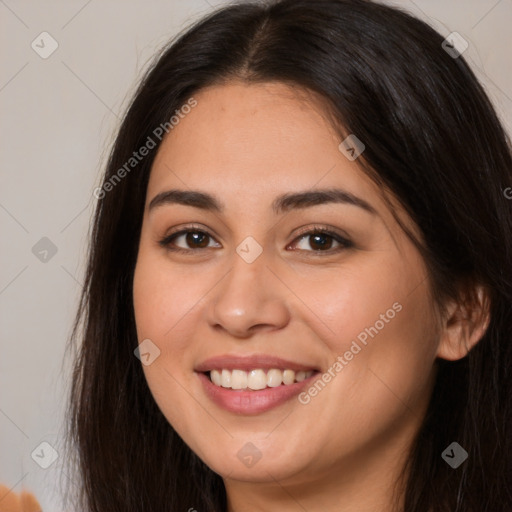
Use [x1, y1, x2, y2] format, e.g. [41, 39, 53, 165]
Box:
[133, 81, 442, 489]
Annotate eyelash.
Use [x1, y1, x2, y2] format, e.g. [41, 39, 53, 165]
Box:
[158, 224, 353, 255]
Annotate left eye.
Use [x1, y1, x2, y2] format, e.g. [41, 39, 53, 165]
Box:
[159, 230, 221, 251]
[290, 229, 353, 252]
[158, 228, 353, 254]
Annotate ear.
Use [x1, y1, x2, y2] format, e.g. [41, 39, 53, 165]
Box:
[436, 283, 491, 361]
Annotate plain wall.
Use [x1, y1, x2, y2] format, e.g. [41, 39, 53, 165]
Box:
[1, 0, 510, 509]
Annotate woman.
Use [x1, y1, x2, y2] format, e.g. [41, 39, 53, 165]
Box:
[64, 0, 512, 510]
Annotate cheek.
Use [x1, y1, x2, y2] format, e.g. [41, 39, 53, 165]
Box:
[303, 250, 437, 417]
[296, 290, 437, 463]
[133, 249, 212, 439]
[304, 248, 428, 355]
[133, 247, 207, 346]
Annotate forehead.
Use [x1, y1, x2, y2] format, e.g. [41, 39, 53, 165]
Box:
[148, 81, 377, 204]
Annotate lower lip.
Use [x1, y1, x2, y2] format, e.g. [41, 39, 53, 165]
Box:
[197, 371, 317, 415]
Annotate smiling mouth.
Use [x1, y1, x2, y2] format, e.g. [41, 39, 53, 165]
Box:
[204, 368, 318, 391]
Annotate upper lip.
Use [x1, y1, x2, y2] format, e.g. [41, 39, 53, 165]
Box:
[195, 354, 319, 373]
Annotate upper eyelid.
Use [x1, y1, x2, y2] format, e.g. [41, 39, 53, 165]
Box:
[163, 224, 349, 239]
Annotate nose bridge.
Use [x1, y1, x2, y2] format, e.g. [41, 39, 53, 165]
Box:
[207, 239, 290, 336]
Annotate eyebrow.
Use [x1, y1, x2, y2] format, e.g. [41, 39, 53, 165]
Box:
[148, 188, 377, 216]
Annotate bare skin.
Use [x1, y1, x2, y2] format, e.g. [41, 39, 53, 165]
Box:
[132, 81, 489, 511]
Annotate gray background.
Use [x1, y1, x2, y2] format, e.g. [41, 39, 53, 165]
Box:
[1, 0, 511, 509]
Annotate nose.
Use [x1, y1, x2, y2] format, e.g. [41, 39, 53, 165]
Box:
[206, 248, 291, 339]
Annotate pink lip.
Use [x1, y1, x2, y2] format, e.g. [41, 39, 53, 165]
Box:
[196, 371, 318, 415]
[195, 354, 318, 372]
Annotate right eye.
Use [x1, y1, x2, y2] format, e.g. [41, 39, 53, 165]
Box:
[158, 227, 221, 253]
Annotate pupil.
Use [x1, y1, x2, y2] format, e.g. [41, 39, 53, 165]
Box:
[311, 234, 331, 250]
[187, 232, 208, 248]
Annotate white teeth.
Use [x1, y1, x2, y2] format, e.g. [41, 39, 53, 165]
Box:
[231, 369, 247, 389]
[208, 368, 315, 390]
[247, 369, 267, 390]
[266, 369, 283, 387]
[211, 369, 222, 386]
[221, 369, 231, 388]
[295, 370, 307, 382]
[283, 369, 295, 385]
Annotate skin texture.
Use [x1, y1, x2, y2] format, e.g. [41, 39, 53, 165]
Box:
[132, 82, 488, 511]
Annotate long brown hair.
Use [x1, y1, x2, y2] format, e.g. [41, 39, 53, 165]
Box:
[63, 0, 512, 510]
